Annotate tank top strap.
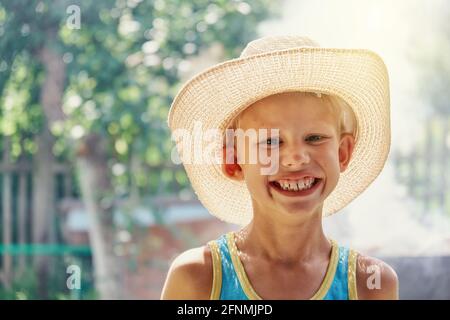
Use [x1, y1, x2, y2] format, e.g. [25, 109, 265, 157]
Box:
[207, 239, 222, 300]
[348, 248, 359, 300]
[207, 233, 249, 300]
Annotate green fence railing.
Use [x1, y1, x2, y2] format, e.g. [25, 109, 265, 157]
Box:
[0, 244, 91, 256]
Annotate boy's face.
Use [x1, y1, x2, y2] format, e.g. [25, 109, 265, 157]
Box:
[223, 92, 355, 221]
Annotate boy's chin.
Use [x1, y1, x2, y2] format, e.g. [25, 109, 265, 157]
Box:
[264, 201, 324, 221]
[280, 203, 323, 217]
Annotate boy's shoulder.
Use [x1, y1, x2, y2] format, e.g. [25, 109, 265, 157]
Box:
[354, 252, 399, 300]
[160, 244, 213, 300]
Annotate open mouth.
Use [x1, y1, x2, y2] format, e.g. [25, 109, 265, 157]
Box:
[269, 178, 322, 197]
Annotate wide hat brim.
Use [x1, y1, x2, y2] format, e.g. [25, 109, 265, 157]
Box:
[168, 46, 391, 226]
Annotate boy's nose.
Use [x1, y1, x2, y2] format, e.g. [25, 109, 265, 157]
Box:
[280, 147, 310, 168]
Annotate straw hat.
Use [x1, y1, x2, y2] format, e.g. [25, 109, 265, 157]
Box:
[167, 35, 391, 226]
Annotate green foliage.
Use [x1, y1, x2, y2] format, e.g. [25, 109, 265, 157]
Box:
[0, 52, 43, 159]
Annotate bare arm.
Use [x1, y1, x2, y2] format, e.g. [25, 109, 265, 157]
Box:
[160, 246, 213, 300]
[356, 254, 399, 300]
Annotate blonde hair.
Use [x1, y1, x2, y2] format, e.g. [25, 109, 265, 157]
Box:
[228, 91, 357, 138]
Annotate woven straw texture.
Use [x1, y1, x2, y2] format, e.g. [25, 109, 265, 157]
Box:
[168, 35, 391, 226]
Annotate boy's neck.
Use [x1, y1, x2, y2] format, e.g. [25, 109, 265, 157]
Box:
[235, 209, 330, 263]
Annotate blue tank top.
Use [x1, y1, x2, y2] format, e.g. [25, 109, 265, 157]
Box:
[207, 232, 358, 300]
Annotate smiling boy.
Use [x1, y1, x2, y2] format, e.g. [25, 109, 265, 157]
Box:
[161, 36, 399, 300]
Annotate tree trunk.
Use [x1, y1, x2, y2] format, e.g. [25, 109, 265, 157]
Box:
[77, 133, 121, 299]
[37, 39, 66, 127]
[32, 126, 55, 298]
[32, 40, 65, 298]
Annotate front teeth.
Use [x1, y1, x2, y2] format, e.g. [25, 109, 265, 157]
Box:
[276, 177, 316, 191]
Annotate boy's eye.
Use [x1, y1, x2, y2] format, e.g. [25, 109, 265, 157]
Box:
[306, 135, 323, 142]
[260, 137, 280, 146]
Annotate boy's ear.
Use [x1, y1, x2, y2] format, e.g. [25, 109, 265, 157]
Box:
[338, 133, 355, 173]
[222, 146, 244, 181]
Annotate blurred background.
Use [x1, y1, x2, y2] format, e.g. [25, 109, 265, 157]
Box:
[0, 0, 449, 300]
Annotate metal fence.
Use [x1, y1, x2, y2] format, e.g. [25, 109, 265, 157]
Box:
[0, 137, 77, 296]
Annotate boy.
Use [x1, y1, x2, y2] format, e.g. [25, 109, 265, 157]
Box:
[161, 36, 398, 299]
